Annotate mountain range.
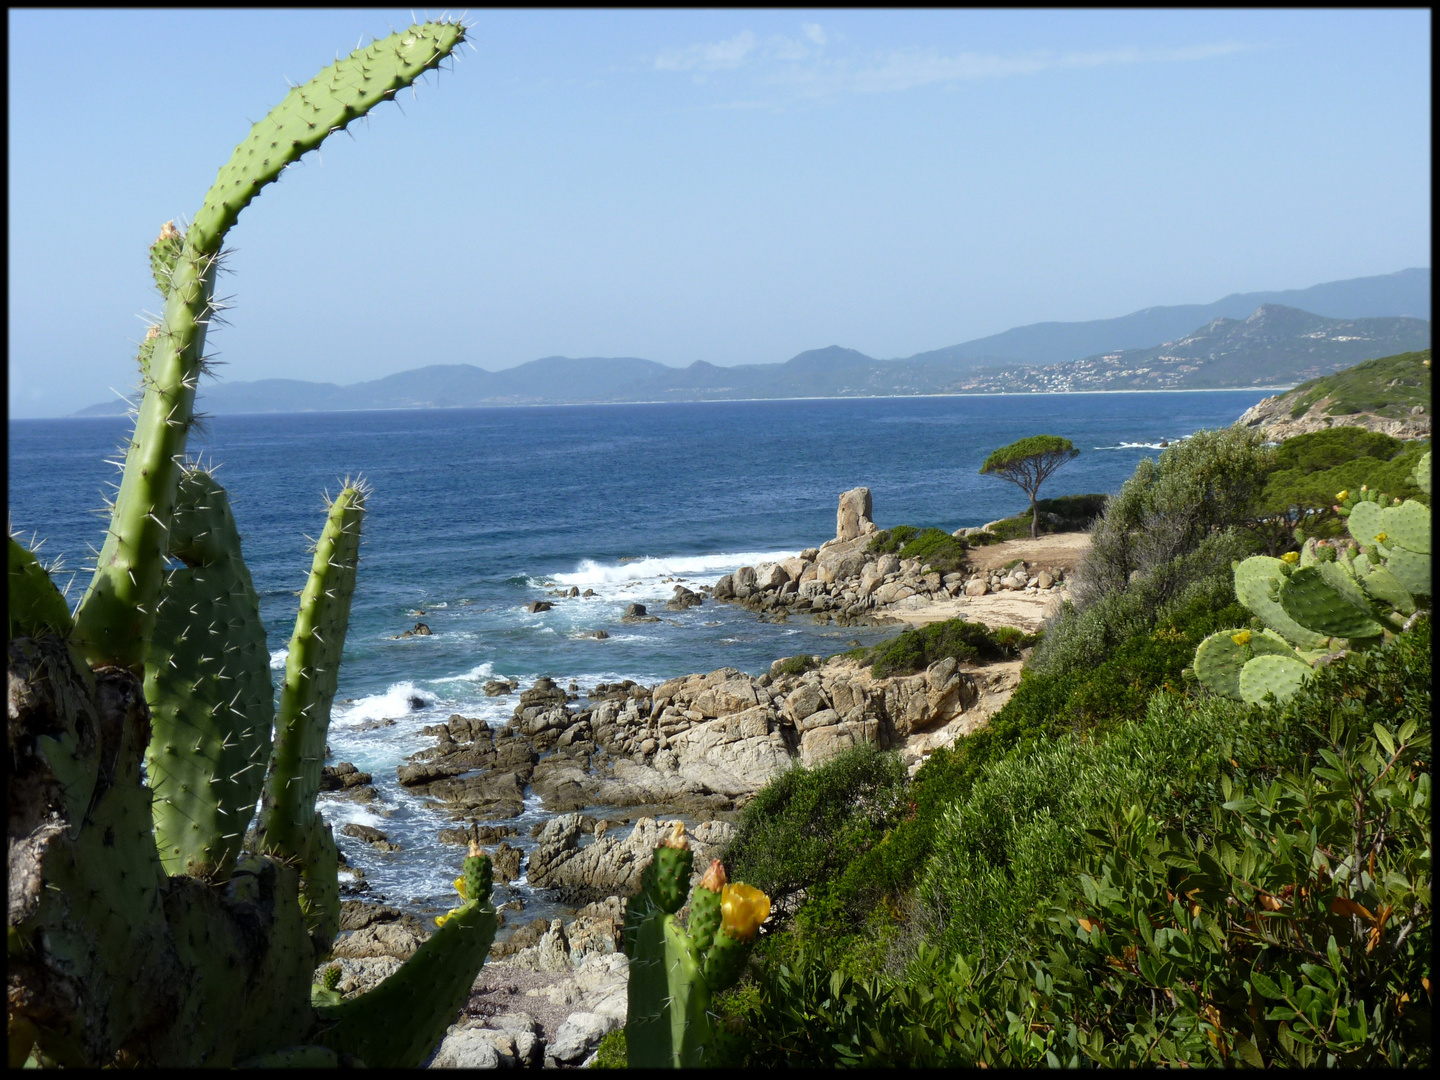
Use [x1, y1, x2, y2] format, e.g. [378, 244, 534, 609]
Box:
[76, 268, 1431, 415]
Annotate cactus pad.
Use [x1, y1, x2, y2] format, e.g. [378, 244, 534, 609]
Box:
[1192, 627, 1299, 700]
[1384, 545, 1431, 599]
[9, 537, 73, 640]
[1232, 556, 1328, 649]
[258, 483, 366, 944]
[1237, 654, 1313, 704]
[318, 893, 497, 1067]
[190, 23, 465, 255]
[1278, 565, 1383, 640]
[1358, 563, 1416, 616]
[1413, 450, 1431, 497]
[1345, 500, 1385, 550]
[1379, 499, 1430, 555]
[144, 469, 274, 879]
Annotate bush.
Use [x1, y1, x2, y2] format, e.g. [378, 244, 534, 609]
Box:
[722, 744, 907, 924]
[716, 619, 1431, 1068]
[1248, 433, 1430, 554]
[772, 653, 820, 677]
[589, 1028, 626, 1068]
[1072, 427, 1276, 609]
[866, 618, 1039, 679]
[867, 525, 968, 573]
[982, 493, 1108, 540]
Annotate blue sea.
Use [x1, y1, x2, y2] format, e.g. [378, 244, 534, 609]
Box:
[8, 391, 1273, 921]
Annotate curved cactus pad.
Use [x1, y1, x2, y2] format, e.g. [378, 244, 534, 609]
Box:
[1193, 628, 1299, 700]
[190, 22, 465, 254]
[318, 899, 497, 1067]
[1232, 556, 1328, 649]
[1238, 653, 1313, 704]
[1413, 450, 1431, 497]
[1358, 563, 1416, 616]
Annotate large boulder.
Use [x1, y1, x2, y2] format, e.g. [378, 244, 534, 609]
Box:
[526, 816, 734, 903]
[835, 487, 876, 542]
[669, 711, 791, 796]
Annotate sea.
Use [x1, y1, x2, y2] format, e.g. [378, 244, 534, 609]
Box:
[8, 390, 1275, 924]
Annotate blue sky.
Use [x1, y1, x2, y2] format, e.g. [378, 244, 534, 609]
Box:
[7, 8, 1431, 418]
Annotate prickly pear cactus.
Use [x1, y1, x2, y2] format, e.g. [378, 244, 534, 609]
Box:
[1193, 451, 1430, 703]
[623, 826, 772, 1068]
[7, 21, 490, 1069]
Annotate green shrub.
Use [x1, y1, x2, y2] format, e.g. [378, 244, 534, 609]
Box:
[1248, 433, 1430, 553]
[983, 493, 1108, 540]
[715, 619, 1431, 1068]
[868, 525, 969, 573]
[867, 524, 923, 554]
[773, 653, 820, 676]
[867, 618, 1039, 679]
[1073, 427, 1276, 608]
[722, 744, 907, 923]
[589, 1028, 626, 1068]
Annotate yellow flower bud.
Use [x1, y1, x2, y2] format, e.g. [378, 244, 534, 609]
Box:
[454, 875, 469, 901]
[1281, 552, 1299, 564]
[720, 883, 771, 942]
[1335, 490, 1348, 502]
[1374, 532, 1387, 544]
[1231, 630, 1252, 646]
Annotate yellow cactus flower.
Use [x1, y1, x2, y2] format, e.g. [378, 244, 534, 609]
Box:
[1335, 490, 1348, 502]
[1231, 630, 1252, 646]
[435, 905, 463, 928]
[1281, 552, 1299, 564]
[720, 883, 771, 942]
[453, 875, 469, 901]
[1374, 532, 1388, 544]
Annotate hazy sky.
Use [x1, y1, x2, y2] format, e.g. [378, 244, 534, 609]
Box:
[7, 8, 1431, 418]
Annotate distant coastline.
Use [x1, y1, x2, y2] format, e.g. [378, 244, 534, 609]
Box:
[37, 384, 1299, 423]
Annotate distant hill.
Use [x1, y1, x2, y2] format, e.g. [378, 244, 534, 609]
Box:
[921, 267, 1430, 366]
[953, 306, 1433, 393]
[75, 269, 1432, 416]
[1236, 350, 1432, 441]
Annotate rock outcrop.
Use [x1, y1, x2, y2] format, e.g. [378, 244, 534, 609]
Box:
[1238, 390, 1431, 441]
[711, 490, 1069, 624]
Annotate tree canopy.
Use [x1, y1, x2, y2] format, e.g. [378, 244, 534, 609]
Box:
[979, 435, 1079, 538]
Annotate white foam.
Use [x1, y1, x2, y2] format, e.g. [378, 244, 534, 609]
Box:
[432, 661, 495, 683]
[332, 681, 427, 727]
[269, 648, 288, 670]
[551, 549, 797, 589]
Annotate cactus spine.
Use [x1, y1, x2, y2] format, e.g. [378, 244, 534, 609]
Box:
[7, 22, 493, 1069]
[623, 827, 771, 1067]
[1192, 450, 1430, 703]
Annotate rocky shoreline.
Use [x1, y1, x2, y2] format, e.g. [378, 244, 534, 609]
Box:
[316, 488, 1088, 1067]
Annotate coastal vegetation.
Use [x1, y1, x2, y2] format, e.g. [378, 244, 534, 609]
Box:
[1284, 348, 1431, 420]
[980, 434, 1080, 538]
[1246, 427, 1429, 552]
[865, 524, 969, 572]
[704, 419, 1431, 1067]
